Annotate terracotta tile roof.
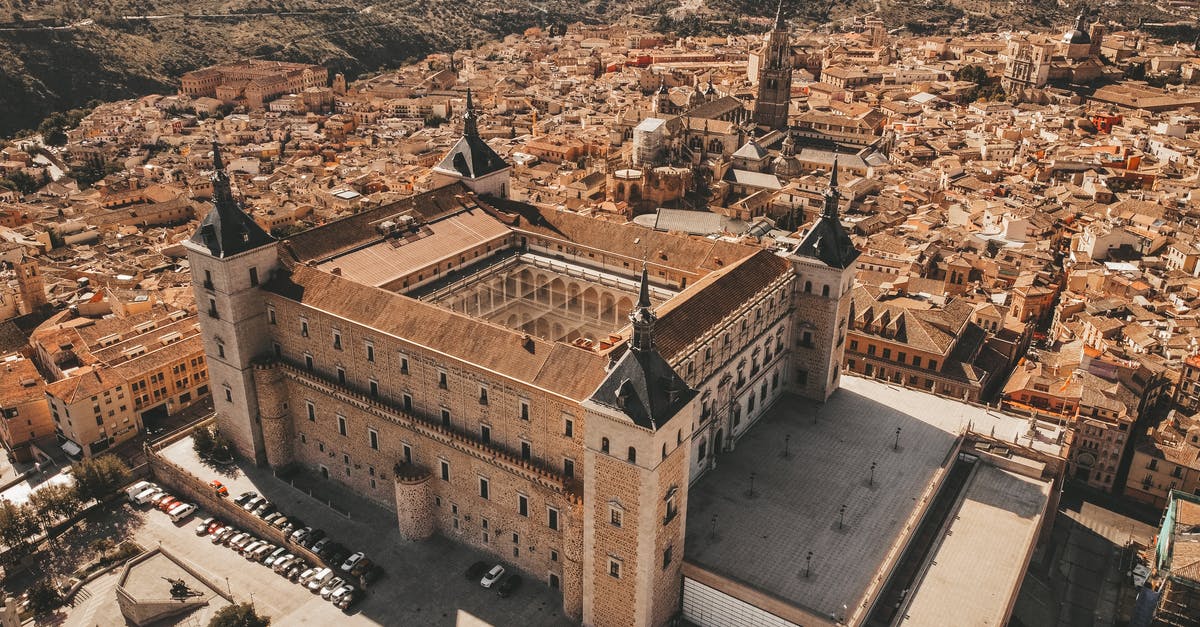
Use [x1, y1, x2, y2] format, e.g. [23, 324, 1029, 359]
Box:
[45, 367, 123, 405]
[0, 358, 45, 406]
[265, 264, 610, 401]
[653, 250, 791, 360]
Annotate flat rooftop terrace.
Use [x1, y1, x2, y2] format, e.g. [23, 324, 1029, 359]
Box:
[684, 375, 1061, 624]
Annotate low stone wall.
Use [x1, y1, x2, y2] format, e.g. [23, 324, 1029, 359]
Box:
[146, 451, 324, 568]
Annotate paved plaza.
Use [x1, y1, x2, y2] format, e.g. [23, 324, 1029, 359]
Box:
[684, 375, 1054, 621]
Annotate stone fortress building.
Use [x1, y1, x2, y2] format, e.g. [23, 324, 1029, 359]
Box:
[184, 92, 858, 625]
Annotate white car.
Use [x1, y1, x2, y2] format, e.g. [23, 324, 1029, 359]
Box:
[480, 565, 505, 588]
[329, 583, 355, 605]
[320, 577, 345, 599]
[263, 547, 288, 566]
[168, 502, 196, 523]
[194, 517, 215, 536]
[298, 567, 320, 585]
[340, 552, 365, 573]
[306, 568, 333, 592]
[273, 555, 296, 573]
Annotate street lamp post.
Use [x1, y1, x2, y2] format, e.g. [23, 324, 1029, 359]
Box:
[894, 427, 902, 451]
[805, 551, 813, 578]
[838, 504, 847, 530]
[783, 434, 791, 458]
[869, 461, 877, 487]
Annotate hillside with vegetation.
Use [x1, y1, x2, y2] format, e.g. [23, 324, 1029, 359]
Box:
[0, 0, 1189, 136]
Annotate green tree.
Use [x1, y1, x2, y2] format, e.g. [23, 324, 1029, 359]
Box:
[193, 425, 215, 458]
[28, 483, 81, 529]
[210, 430, 234, 461]
[3, 170, 41, 195]
[70, 455, 131, 502]
[0, 499, 40, 550]
[26, 581, 61, 615]
[986, 238, 1004, 258]
[209, 602, 270, 627]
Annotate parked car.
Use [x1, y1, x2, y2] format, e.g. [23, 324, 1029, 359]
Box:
[270, 515, 289, 529]
[250, 544, 274, 562]
[242, 496, 264, 512]
[286, 562, 307, 581]
[310, 538, 331, 555]
[325, 545, 349, 566]
[320, 577, 346, 599]
[272, 554, 295, 572]
[301, 529, 325, 548]
[238, 538, 261, 554]
[263, 512, 282, 525]
[264, 547, 288, 567]
[131, 487, 159, 505]
[298, 567, 321, 585]
[290, 526, 312, 544]
[158, 497, 182, 513]
[480, 565, 505, 588]
[329, 583, 355, 606]
[194, 517, 216, 536]
[168, 503, 196, 523]
[465, 561, 489, 581]
[212, 528, 236, 544]
[335, 587, 363, 611]
[306, 568, 334, 592]
[234, 491, 258, 506]
[338, 547, 360, 571]
[227, 533, 250, 549]
[210, 480, 229, 498]
[496, 574, 523, 598]
[252, 501, 274, 517]
[125, 481, 156, 502]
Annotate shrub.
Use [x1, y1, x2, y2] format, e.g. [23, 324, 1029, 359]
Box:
[209, 602, 270, 627]
[26, 582, 61, 615]
[193, 426, 215, 458]
[70, 455, 131, 502]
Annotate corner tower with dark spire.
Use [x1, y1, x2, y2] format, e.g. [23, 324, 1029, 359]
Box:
[431, 89, 513, 198]
[788, 161, 860, 401]
[753, 1, 793, 130]
[183, 142, 279, 464]
[580, 264, 697, 627]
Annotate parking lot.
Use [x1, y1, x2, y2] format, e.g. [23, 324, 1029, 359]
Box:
[66, 436, 574, 626]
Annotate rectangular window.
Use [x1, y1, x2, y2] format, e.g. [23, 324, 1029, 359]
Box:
[267, 306, 276, 325]
[439, 459, 450, 481]
[608, 559, 620, 578]
[663, 546, 673, 569]
[479, 477, 490, 500]
[337, 367, 346, 386]
[550, 550, 558, 562]
[564, 418, 574, 438]
[564, 458, 575, 479]
[368, 428, 379, 450]
[438, 370, 448, 389]
[400, 355, 409, 375]
[306, 401, 315, 421]
[402, 393, 412, 413]
[610, 507, 622, 527]
[479, 385, 488, 405]
[333, 331, 342, 350]
[521, 441, 531, 461]
[519, 399, 530, 421]
[337, 415, 347, 436]
[224, 387, 233, 402]
[249, 267, 259, 287]
[304, 354, 314, 371]
[301, 319, 309, 337]
[369, 379, 379, 398]
[913, 356, 922, 367]
[518, 494, 528, 517]
[441, 408, 451, 428]
[548, 507, 559, 531]
[480, 425, 491, 445]
[928, 360, 938, 370]
[402, 443, 412, 465]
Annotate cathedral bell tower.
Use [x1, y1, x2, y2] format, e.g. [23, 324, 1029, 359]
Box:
[788, 161, 860, 401]
[183, 142, 279, 464]
[753, 1, 793, 130]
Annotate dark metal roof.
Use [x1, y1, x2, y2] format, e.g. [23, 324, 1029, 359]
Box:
[189, 142, 273, 258]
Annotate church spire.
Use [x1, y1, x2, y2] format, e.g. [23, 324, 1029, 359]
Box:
[773, 0, 784, 31]
[463, 88, 478, 138]
[190, 141, 273, 258]
[630, 263, 656, 353]
[211, 141, 238, 217]
[824, 159, 840, 219]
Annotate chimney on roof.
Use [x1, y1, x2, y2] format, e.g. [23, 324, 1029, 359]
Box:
[522, 334, 535, 353]
[331, 267, 342, 276]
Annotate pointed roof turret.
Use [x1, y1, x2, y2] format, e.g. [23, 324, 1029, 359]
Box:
[773, 0, 784, 31]
[630, 263, 655, 353]
[587, 265, 695, 430]
[189, 142, 273, 258]
[433, 89, 509, 181]
[793, 159, 859, 269]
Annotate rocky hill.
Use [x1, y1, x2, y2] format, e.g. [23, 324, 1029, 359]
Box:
[0, 0, 1187, 136]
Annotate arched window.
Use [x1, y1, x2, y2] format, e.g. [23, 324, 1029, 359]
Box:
[601, 437, 610, 454]
[804, 281, 812, 293]
[822, 285, 830, 297]
[627, 447, 637, 463]
[661, 444, 667, 460]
